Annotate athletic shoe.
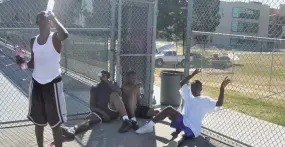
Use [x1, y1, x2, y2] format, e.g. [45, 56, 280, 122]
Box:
[61, 126, 75, 140]
[135, 124, 153, 134]
[131, 120, 139, 130]
[171, 131, 180, 138]
[118, 120, 132, 133]
[164, 140, 179, 147]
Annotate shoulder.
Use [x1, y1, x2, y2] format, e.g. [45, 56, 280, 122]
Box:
[91, 84, 99, 90]
[180, 84, 190, 91]
[201, 96, 214, 101]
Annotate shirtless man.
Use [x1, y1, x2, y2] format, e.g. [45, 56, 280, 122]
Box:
[122, 71, 159, 130]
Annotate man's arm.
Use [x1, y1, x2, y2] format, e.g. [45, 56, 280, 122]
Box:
[27, 37, 35, 69]
[106, 81, 122, 96]
[216, 87, 224, 106]
[49, 14, 69, 41]
[216, 77, 231, 107]
[89, 86, 97, 111]
[89, 86, 111, 121]
[180, 69, 201, 86]
[136, 86, 141, 106]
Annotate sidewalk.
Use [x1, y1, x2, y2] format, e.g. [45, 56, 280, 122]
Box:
[0, 46, 228, 147]
[0, 68, 227, 147]
[1, 116, 227, 147]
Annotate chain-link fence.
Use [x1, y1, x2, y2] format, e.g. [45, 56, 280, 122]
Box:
[155, 0, 285, 146]
[0, 0, 157, 146]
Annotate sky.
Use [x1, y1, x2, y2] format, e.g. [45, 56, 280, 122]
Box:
[222, 0, 285, 8]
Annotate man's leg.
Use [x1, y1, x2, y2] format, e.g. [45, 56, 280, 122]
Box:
[153, 106, 179, 123]
[109, 92, 129, 118]
[44, 81, 67, 146]
[109, 92, 132, 133]
[35, 125, 44, 147]
[52, 125, 63, 147]
[28, 80, 47, 147]
[147, 109, 160, 118]
[123, 95, 137, 120]
[136, 106, 180, 134]
[123, 94, 140, 130]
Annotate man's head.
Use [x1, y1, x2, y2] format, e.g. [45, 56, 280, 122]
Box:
[36, 11, 50, 29]
[99, 70, 110, 82]
[126, 70, 137, 85]
[191, 80, 202, 96]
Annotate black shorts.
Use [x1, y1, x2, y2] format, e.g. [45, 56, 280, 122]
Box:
[95, 103, 120, 121]
[27, 76, 67, 128]
[135, 106, 151, 119]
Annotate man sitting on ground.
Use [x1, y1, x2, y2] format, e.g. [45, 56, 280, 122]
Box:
[121, 71, 160, 130]
[135, 69, 231, 147]
[89, 70, 134, 133]
[60, 70, 134, 141]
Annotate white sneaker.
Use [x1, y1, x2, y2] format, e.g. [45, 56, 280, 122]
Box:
[164, 141, 178, 147]
[135, 124, 154, 134]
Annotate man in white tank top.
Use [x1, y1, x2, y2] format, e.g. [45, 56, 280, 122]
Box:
[16, 11, 68, 147]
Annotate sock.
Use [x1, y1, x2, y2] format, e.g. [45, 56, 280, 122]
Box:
[131, 117, 136, 121]
[122, 115, 129, 120]
[147, 121, 155, 127]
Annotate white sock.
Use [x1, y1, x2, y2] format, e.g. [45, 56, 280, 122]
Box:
[131, 117, 136, 121]
[122, 115, 129, 120]
[147, 121, 155, 127]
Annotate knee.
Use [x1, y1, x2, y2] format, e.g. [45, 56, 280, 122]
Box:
[165, 106, 174, 112]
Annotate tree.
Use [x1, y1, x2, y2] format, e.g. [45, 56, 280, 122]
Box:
[157, 0, 221, 50]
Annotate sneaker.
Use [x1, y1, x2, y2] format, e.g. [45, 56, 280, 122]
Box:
[61, 126, 75, 140]
[118, 120, 132, 133]
[135, 124, 154, 134]
[164, 140, 179, 147]
[131, 120, 139, 130]
[171, 131, 180, 138]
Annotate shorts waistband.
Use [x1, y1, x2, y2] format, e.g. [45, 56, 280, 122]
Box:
[32, 76, 62, 86]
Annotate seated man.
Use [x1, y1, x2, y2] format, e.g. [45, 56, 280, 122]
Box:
[121, 71, 159, 130]
[89, 70, 133, 133]
[135, 69, 231, 147]
[59, 70, 133, 142]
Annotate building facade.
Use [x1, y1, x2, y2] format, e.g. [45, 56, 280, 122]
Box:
[212, 1, 270, 51]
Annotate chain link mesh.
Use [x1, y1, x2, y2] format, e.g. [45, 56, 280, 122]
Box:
[0, 0, 159, 146]
[156, 0, 285, 146]
[2, 0, 285, 146]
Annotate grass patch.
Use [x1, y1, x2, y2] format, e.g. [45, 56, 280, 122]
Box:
[203, 85, 285, 126]
[154, 47, 285, 126]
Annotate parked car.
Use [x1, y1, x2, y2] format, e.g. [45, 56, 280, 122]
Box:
[211, 54, 232, 69]
[155, 51, 193, 67]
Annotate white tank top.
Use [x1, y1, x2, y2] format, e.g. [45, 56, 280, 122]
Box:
[32, 32, 61, 84]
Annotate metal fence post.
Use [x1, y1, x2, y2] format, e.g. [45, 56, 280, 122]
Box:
[116, 0, 122, 87]
[109, 0, 117, 81]
[184, 0, 194, 77]
[149, 0, 158, 107]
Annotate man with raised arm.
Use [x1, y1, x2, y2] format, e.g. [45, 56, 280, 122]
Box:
[135, 69, 231, 147]
[16, 11, 68, 147]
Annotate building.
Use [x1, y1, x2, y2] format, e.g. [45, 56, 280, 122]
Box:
[212, 1, 270, 51]
[268, 5, 285, 49]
